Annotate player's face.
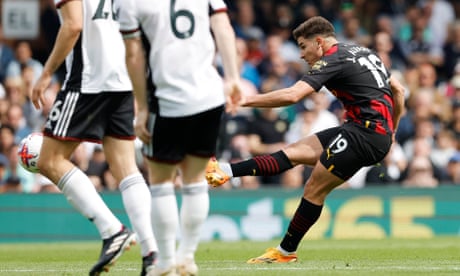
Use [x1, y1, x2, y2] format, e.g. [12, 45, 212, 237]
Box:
[297, 37, 321, 66]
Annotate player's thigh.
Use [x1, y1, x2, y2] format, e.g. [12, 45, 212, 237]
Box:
[102, 136, 138, 182]
[283, 134, 324, 167]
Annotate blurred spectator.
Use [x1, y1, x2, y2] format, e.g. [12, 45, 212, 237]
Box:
[416, 63, 451, 122]
[441, 21, 460, 80]
[85, 146, 110, 192]
[446, 101, 460, 141]
[446, 151, 460, 183]
[366, 142, 408, 185]
[402, 118, 436, 158]
[293, 2, 320, 27]
[4, 143, 36, 193]
[402, 155, 439, 188]
[336, 16, 371, 47]
[232, 0, 265, 42]
[4, 76, 26, 106]
[401, 136, 448, 182]
[332, 1, 357, 35]
[373, 31, 408, 71]
[0, 154, 8, 186]
[397, 88, 435, 145]
[0, 98, 11, 124]
[419, 0, 455, 65]
[0, 24, 15, 84]
[244, 29, 265, 67]
[235, 37, 261, 88]
[430, 128, 458, 170]
[0, 125, 16, 156]
[6, 41, 43, 84]
[399, 14, 437, 66]
[6, 103, 32, 143]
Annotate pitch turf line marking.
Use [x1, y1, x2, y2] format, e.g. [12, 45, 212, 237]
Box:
[0, 268, 139, 273]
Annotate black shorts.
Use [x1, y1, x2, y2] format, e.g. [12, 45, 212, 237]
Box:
[316, 122, 392, 180]
[143, 105, 224, 163]
[44, 90, 135, 142]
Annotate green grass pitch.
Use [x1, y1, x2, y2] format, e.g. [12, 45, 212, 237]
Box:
[0, 237, 459, 275]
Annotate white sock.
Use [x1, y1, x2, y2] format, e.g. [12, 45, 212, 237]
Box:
[58, 167, 121, 239]
[150, 182, 178, 269]
[220, 163, 233, 177]
[119, 173, 158, 256]
[177, 181, 209, 262]
[277, 245, 295, 255]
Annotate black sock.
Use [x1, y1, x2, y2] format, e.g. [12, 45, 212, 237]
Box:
[230, 150, 293, 177]
[280, 198, 323, 252]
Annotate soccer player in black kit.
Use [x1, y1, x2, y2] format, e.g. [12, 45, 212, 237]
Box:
[206, 16, 406, 263]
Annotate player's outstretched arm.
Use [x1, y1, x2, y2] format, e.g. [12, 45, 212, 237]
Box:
[389, 75, 406, 136]
[242, 80, 315, 108]
[32, 1, 82, 110]
[210, 12, 242, 114]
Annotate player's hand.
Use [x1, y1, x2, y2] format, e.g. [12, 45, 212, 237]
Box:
[32, 73, 52, 110]
[134, 107, 151, 144]
[224, 79, 243, 115]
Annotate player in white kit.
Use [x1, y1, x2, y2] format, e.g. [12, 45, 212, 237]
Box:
[116, 0, 242, 275]
[31, 1, 158, 275]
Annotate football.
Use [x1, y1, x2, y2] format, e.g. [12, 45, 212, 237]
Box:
[17, 132, 43, 173]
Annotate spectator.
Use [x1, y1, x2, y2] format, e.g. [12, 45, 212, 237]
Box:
[85, 146, 110, 192]
[402, 155, 439, 188]
[6, 103, 32, 143]
[430, 128, 458, 170]
[232, 0, 265, 42]
[447, 100, 460, 141]
[441, 21, 460, 80]
[6, 41, 43, 84]
[235, 37, 261, 88]
[373, 31, 408, 72]
[446, 152, 460, 183]
[0, 24, 15, 84]
[0, 125, 16, 156]
[366, 142, 408, 185]
[419, 0, 455, 65]
[4, 143, 36, 193]
[336, 16, 371, 47]
[0, 98, 11, 125]
[0, 154, 8, 187]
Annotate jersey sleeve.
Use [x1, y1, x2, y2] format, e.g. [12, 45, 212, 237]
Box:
[209, 0, 228, 15]
[114, 0, 141, 39]
[301, 56, 342, 92]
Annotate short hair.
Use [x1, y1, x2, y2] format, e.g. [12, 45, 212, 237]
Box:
[293, 16, 335, 40]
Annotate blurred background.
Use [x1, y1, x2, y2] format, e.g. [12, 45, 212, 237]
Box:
[1, 0, 460, 242]
[2, 0, 460, 191]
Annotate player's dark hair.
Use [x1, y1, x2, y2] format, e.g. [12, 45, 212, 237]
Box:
[293, 16, 335, 40]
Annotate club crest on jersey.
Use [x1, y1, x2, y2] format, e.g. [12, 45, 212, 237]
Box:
[311, 60, 328, 71]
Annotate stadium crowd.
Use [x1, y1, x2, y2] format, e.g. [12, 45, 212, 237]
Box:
[2, 0, 460, 192]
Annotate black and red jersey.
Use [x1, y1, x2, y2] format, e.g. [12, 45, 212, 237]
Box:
[301, 43, 394, 135]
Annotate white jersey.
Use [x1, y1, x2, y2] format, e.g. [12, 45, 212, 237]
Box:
[116, 0, 226, 117]
[54, 0, 132, 93]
